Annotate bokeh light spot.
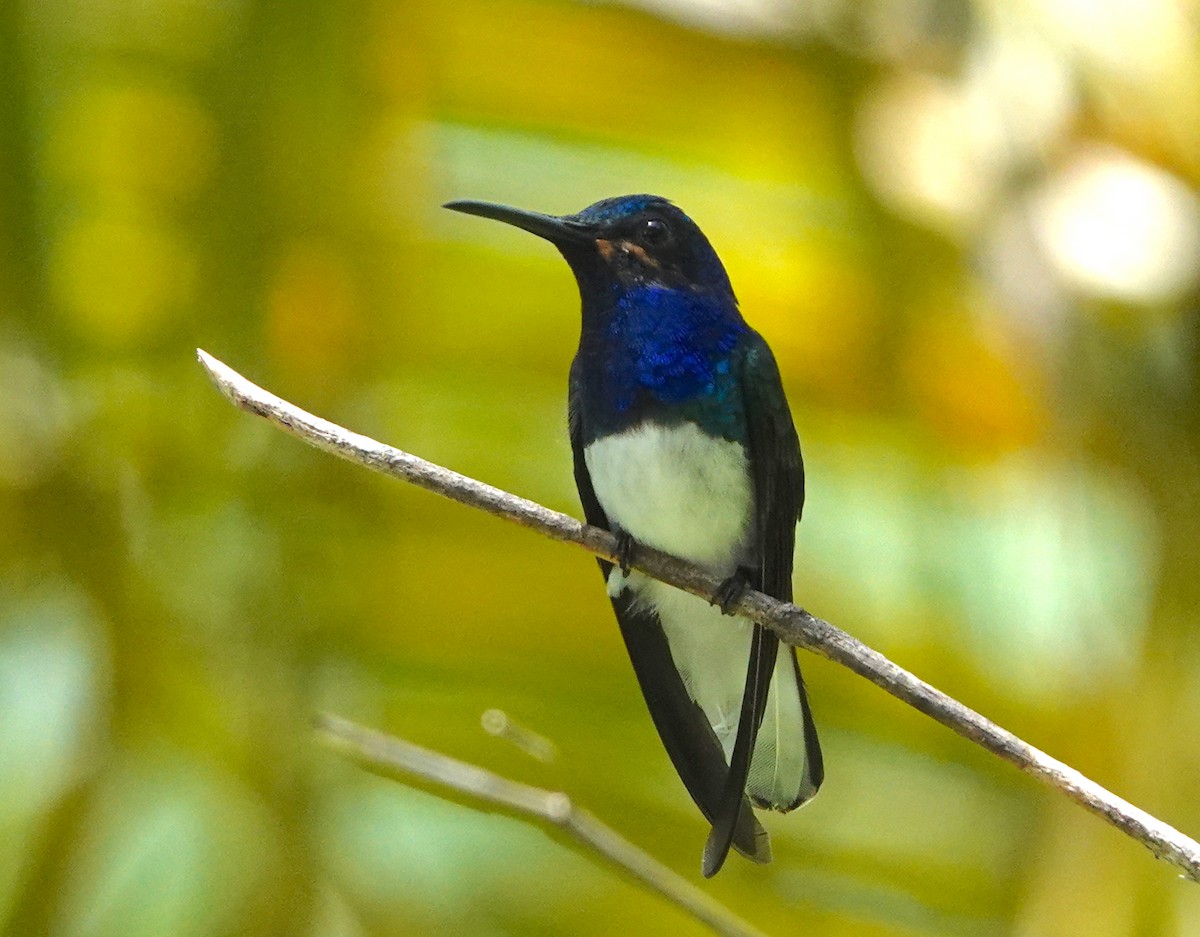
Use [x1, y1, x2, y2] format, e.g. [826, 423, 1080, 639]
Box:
[51, 215, 196, 347]
[265, 240, 361, 381]
[51, 83, 216, 200]
[0, 344, 72, 488]
[1031, 145, 1200, 302]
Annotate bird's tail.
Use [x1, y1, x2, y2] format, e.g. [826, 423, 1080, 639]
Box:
[703, 623, 778, 877]
[609, 589, 773, 865]
[747, 647, 823, 811]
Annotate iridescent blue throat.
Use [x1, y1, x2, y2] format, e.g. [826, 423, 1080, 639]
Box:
[580, 284, 748, 441]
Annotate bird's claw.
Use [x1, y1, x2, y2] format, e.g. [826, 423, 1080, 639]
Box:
[614, 530, 636, 577]
[711, 568, 752, 615]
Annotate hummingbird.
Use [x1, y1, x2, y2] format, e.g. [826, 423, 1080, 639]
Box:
[445, 194, 823, 876]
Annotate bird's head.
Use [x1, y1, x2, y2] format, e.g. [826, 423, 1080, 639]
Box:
[444, 194, 736, 305]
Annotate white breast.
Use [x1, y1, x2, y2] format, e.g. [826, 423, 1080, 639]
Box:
[583, 421, 754, 574]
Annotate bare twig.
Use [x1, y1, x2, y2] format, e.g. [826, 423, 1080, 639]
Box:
[199, 349, 1200, 884]
[482, 709, 557, 763]
[314, 713, 769, 937]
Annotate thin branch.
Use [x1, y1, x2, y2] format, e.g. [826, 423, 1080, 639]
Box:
[314, 713, 770, 937]
[482, 708, 558, 763]
[199, 348, 1200, 884]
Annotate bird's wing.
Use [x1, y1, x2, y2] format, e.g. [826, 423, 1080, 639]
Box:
[738, 331, 823, 802]
[568, 359, 770, 866]
[738, 329, 804, 599]
[567, 360, 614, 579]
[703, 329, 823, 876]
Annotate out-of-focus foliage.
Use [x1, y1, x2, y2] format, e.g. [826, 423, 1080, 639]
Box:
[2, 1, 1199, 935]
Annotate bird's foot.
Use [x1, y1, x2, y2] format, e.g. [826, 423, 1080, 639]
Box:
[614, 530, 637, 577]
[711, 567, 753, 615]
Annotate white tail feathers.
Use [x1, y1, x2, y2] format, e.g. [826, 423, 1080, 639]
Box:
[747, 650, 818, 810]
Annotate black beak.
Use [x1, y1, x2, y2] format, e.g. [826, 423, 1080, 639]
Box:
[443, 199, 596, 246]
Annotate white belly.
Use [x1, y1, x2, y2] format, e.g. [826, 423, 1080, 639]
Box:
[583, 421, 754, 573]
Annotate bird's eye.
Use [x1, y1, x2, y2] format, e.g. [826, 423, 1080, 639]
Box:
[639, 217, 671, 247]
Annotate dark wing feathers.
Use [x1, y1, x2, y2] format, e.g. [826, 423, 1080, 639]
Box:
[740, 332, 823, 797]
[567, 367, 611, 578]
[740, 329, 804, 600]
[702, 331, 804, 876]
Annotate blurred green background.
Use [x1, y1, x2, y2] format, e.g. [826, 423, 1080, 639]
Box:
[2, 1, 1200, 935]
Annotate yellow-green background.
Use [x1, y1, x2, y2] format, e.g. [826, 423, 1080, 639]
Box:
[2, 1, 1199, 935]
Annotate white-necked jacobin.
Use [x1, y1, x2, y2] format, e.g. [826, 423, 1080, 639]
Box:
[445, 194, 823, 877]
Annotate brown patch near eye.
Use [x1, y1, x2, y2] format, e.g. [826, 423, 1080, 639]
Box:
[597, 238, 662, 273]
[620, 241, 660, 269]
